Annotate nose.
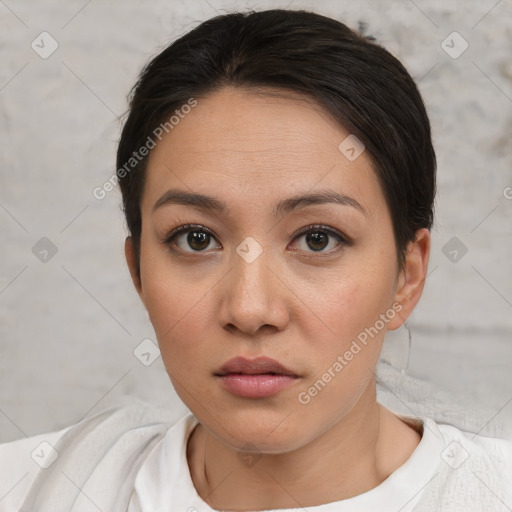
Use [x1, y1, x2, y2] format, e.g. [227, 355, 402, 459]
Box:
[218, 247, 290, 336]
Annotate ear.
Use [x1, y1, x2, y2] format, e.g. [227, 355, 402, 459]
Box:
[387, 228, 431, 330]
[124, 236, 144, 303]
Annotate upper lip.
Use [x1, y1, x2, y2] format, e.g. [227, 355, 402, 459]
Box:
[215, 357, 298, 377]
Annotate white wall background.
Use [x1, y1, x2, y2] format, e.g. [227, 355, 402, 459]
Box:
[1, 0, 511, 442]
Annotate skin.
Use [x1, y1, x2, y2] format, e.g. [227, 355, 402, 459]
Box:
[125, 86, 431, 510]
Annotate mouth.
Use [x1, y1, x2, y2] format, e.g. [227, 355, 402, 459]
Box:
[214, 356, 298, 377]
[214, 357, 300, 398]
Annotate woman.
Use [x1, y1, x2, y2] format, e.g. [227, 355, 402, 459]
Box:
[1, 8, 511, 512]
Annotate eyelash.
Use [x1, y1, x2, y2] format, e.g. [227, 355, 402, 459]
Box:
[162, 223, 352, 256]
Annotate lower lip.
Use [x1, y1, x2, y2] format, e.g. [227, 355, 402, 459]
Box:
[216, 374, 299, 398]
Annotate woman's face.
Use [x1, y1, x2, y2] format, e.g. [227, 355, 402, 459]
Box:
[127, 86, 428, 453]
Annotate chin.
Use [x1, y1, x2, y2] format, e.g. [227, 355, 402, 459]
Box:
[211, 410, 311, 454]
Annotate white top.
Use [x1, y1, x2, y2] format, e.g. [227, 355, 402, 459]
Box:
[1, 404, 511, 511]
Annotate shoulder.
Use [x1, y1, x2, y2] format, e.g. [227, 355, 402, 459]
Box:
[0, 397, 179, 512]
[438, 420, 512, 464]
[435, 420, 512, 480]
[0, 426, 71, 511]
[414, 418, 512, 511]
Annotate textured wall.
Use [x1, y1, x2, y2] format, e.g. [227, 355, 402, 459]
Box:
[1, 0, 511, 442]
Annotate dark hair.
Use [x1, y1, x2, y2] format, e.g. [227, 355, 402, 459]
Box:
[117, 9, 436, 275]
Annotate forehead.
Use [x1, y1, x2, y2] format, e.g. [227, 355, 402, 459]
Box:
[142, 86, 384, 219]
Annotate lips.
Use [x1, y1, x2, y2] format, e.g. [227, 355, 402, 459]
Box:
[214, 357, 299, 398]
[214, 356, 298, 377]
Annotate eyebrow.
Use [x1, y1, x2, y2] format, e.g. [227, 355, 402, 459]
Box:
[152, 188, 367, 217]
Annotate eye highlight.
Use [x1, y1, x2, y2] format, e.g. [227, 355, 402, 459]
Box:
[161, 223, 352, 255]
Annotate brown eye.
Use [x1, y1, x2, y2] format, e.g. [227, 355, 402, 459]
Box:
[164, 224, 221, 253]
[186, 231, 211, 251]
[304, 231, 329, 251]
[291, 225, 350, 254]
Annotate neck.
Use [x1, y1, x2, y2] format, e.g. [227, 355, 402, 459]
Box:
[187, 380, 420, 511]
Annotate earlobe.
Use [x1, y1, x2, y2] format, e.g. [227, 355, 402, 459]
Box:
[124, 236, 144, 302]
[387, 228, 431, 330]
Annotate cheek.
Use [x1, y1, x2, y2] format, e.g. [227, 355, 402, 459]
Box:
[308, 263, 395, 343]
[140, 260, 215, 374]
[144, 276, 206, 335]
[297, 259, 397, 399]
[294, 274, 393, 414]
